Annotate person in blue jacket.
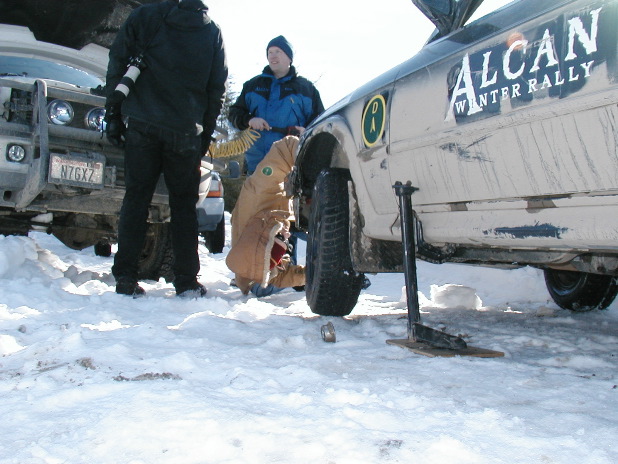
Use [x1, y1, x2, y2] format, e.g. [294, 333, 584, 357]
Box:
[228, 35, 324, 175]
[228, 35, 323, 297]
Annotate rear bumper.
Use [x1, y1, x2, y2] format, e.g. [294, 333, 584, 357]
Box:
[196, 197, 224, 232]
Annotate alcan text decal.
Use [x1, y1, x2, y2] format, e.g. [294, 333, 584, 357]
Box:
[446, 7, 602, 122]
[362, 94, 386, 147]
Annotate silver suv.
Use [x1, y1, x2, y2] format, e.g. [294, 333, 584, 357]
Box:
[0, 24, 225, 280]
[292, 0, 618, 316]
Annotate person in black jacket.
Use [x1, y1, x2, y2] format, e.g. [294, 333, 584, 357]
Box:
[104, 0, 227, 298]
[228, 35, 324, 175]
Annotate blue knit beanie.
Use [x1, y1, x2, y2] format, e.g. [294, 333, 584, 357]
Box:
[267, 35, 293, 62]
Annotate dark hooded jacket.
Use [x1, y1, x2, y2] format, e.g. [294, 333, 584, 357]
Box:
[106, 0, 227, 137]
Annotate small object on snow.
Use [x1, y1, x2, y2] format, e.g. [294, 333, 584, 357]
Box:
[113, 372, 182, 382]
[321, 321, 336, 343]
[536, 306, 557, 317]
[77, 357, 96, 370]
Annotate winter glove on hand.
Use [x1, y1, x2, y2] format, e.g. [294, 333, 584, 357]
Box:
[103, 102, 125, 147]
[104, 114, 126, 147]
[286, 126, 301, 136]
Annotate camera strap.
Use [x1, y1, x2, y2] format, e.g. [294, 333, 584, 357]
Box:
[135, 2, 174, 61]
[112, 3, 173, 100]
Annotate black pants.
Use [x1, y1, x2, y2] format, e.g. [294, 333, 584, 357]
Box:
[112, 119, 202, 288]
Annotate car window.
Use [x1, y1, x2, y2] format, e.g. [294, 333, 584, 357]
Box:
[0, 56, 103, 88]
[466, 0, 516, 24]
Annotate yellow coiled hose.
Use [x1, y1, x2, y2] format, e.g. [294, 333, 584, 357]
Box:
[209, 129, 261, 158]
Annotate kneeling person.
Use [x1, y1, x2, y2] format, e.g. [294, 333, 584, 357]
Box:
[226, 136, 305, 295]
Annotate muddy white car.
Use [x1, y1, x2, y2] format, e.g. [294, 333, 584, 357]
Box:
[292, 0, 618, 316]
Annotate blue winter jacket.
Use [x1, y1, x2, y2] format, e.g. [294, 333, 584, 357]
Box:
[229, 65, 324, 173]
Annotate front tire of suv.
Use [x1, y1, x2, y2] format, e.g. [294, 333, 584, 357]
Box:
[306, 168, 365, 317]
[544, 269, 618, 311]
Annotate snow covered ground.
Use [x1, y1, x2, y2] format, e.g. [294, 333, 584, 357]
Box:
[1, 214, 617, 463]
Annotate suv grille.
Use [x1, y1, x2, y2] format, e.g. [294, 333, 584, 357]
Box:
[8, 88, 104, 131]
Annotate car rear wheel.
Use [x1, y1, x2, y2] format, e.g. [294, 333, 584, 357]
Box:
[544, 269, 618, 311]
[306, 168, 365, 317]
[94, 241, 112, 257]
[202, 215, 225, 254]
[137, 223, 174, 283]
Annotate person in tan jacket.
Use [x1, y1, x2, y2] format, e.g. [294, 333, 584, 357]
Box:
[226, 136, 305, 295]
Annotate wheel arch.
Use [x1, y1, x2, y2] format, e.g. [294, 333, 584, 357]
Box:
[296, 116, 355, 196]
[295, 116, 355, 232]
[295, 117, 403, 274]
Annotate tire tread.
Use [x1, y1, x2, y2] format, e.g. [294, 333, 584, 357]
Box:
[306, 168, 364, 316]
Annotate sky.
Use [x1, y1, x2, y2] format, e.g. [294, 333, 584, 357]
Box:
[205, 0, 514, 107]
[206, 0, 437, 107]
[1, 221, 617, 463]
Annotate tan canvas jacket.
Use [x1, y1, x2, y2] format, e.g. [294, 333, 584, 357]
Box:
[226, 136, 305, 293]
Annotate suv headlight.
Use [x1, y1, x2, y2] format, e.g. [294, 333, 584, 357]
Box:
[47, 99, 74, 125]
[85, 107, 106, 131]
[6, 144, 26, 162]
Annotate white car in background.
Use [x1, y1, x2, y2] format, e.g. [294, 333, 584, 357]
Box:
[197, 157, 240, 254]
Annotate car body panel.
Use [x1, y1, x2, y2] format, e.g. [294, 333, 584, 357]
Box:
[196, 163, 225, 233]
[0, 24, 109, 78]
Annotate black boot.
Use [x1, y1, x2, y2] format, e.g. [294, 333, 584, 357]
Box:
[116, 277, 145, 297]
[175, 280, 207, 298]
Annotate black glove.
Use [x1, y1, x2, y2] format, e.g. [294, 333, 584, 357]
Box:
[104, 115, 126, 147]
[104, 89, 128, 147]
[104, 102, 125, 147]
[286, 126, 301, 136]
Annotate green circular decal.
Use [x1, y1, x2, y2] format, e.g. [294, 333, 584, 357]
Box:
[361, 94, 386, 147]
[261, 166, 273, 176]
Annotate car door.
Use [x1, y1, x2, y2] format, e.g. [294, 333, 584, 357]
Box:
[387, 0, 618, 244]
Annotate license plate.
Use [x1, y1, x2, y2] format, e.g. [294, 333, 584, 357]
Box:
[49, 152, 105, 189]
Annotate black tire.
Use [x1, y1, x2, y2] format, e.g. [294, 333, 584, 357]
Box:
[94, 241, 112, 257]
[137, 223, 174, 283]
[544, 269, 618, 312]
[202, 215, 225, 254]
[306, 168, 365, 317]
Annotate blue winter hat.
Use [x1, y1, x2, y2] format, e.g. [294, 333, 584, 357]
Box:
[267, 35, 293, 62]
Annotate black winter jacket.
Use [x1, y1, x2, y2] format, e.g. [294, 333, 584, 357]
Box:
[106, 0, 227, 137]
